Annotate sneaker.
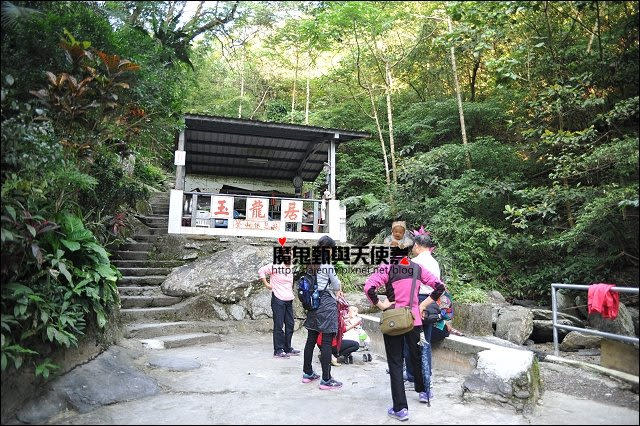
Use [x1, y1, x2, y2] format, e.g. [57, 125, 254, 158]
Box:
[363, 353, 369, 362]
[286, 348, 301, 356]
[273, 351, 290, 359]
[301, 372, 320, 383]
[367, 353, 372, 362]
[319, 378, 343, 390]
[387, 407, 409, 422]
[419, 390, 434, 404]
[348, 354, 354, 364]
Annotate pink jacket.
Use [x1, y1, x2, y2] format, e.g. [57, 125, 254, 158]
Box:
[364, 261, 444, 327]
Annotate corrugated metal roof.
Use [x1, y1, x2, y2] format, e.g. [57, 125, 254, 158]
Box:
[183, 114, 370, 181]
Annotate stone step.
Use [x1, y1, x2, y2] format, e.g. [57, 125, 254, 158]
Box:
[118, 286, 163, 296]
[140, 332, 223, 349]
[120, 306, 185, 322]
[115, 251, 149, 260]
[120, 295, 182, 309]
[118, 267, 172, 277]
[131, 235, 160, 243]
[112, 259, 183, 268]
[118, 275, 166, 286]
[120, 242, 153, 252]
[125, 321, 229, 339]
[143, 227, 168, 235]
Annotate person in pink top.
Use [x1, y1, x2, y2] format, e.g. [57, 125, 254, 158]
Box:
[364, 260, 444, 421]
[258, 261, 300, 358]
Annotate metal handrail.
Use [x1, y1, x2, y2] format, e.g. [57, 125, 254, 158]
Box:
[551, 283, 639, 356]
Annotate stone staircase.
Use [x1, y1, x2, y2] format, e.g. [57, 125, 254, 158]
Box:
[114, 192, 224, 349]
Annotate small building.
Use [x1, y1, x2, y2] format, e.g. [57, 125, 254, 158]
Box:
[168, 114, 369, 242]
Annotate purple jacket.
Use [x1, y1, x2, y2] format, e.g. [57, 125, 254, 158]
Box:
[364, 261, 445, 327]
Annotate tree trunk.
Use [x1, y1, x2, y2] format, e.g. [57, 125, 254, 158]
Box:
[305, 75, 310, 125]
[447, 16, 471, 169]
[369, 88, 391, 187]
[291, 51, 299, 122]
[470, 56, 480, 102]
[384, 61, 398, 186]
[238, 53, 245, 118]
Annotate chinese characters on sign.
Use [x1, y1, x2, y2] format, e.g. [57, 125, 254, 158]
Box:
[273, 245, 409, 265]
[246, 197, 269, 221]
[211, 196, 234, 219]
[281, 200, 303, 222]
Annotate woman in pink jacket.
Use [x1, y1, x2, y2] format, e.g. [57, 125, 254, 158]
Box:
[364, 260, 444, 421]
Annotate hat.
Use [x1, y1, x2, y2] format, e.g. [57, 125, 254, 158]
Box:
[391, 221, 406, 231]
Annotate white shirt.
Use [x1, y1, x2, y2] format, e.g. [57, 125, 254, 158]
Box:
[412, 250, 441, 294]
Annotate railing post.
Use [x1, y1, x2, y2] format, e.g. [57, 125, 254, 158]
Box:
[168, 189, 184, 234]
[551, 284, 559, 356]
[175, 130, 186, 191]
[190, 193, 198, 227]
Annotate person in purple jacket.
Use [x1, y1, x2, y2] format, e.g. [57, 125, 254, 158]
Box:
[364, 260, 445, 422]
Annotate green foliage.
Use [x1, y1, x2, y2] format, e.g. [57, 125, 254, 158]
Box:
[1, 206, 120, 374]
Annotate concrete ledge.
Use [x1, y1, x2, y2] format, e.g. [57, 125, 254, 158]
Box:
[544, 355, 639, 391]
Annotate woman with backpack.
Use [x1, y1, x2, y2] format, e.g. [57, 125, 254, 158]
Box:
[364, 257, 444, 421]
[301, 235, 344, 390]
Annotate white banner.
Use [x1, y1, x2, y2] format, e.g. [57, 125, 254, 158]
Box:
[174, 150, 186, 166]
[281, 200, 303, 222]
[245, 197, 269, 222]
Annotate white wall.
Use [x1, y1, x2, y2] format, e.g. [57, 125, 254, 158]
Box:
[185, 173, 294, 194]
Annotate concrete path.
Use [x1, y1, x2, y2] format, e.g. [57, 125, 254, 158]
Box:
[46, 330, 638, 425]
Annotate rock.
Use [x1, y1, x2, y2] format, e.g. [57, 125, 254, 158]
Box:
[17, 347, 158, 422]
[161, 244, 272, 302]
[588, 303, 635, 337]
[575, 294, 588, 318]
[227, 304, 246, 321]
[560, 331, 602, 352]
[182, 253, 198, 260]
[523, 339, 535, 346]
[495, 306, 533, 345]
[627, 307, 639, 336]
[530, 308, 584, 327]
[512, 299, 538, 308]
[292, 296, 306, 320]
[486, 290, 507, 305]
[16, 392, 67, 424]
[344, 292, 377, 314]
[462, 348, 540, 412]
[211, 300, 229, 320]
[451, 303, 494, 335]
[530, 319, 572, 343]
[148, 355, 201, 371]
[556, 290, 577, 316]
[246, 289, 273, 319]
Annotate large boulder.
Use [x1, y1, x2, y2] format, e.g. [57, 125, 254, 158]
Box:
[226, 304, 247, 321]
[245, 289, 273, 319]
[495, 306, 533, 345]
[587, 303, 635, 337]
[627, 307, 639, 336]
[556, 290, 577, 316]
[451, 303, 494, 336]
[530, 308, 585, 327]
[560, 331, 602, 352]
[161, 243, 272, 303]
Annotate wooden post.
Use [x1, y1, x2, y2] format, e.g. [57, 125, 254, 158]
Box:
[190, 194, 198, 227]
[329, 136, 337, 199]
[175, 130, 186, 190]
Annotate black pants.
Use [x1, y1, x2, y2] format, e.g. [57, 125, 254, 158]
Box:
[384, 326, 425, 412]
[304, 329, 334, 381]
[271, 294, 294, 354]
[333, 339, 359, 358]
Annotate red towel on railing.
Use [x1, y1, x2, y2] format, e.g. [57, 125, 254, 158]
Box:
[587, 283, 619, 319]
